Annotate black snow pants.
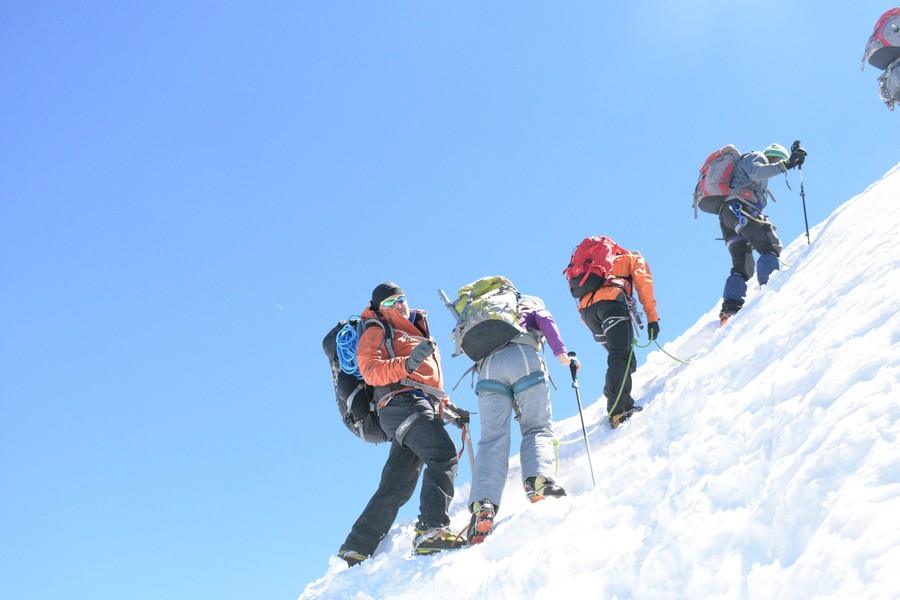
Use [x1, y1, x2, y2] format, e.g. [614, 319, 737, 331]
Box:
[579, 299, 636, 416]
[340, 392, 458, 556]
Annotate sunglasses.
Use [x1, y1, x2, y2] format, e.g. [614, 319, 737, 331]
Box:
[380, 295, 407, 308]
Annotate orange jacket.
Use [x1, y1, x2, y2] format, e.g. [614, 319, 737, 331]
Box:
[577, 250, 660, 323]
[356, 307, 444, 393]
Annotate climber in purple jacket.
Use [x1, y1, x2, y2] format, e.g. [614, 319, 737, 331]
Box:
[466, 292, 577, 544]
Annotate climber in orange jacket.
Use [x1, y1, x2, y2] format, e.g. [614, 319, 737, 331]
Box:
[338, 282, 467, 566]
[568, 237, 660, 429]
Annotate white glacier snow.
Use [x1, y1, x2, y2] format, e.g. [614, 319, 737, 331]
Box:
[301, 164, 900, 600]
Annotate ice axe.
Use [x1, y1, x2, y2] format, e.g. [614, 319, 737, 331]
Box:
[437, 288, 476, 471]
[443, 404, 476, 472]
[437, 288, 465, 358]
[438, 288, 459, 323]
[568, 351, 597, 488]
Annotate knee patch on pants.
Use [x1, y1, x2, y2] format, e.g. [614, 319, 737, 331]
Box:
[757, 252, 779, 285]
[723, 272, 748, 303]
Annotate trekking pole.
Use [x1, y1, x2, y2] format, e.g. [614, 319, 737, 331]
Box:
[792, 140, 811, 245]
[799, 165, 810, 245]
[568, 351, 597, 488]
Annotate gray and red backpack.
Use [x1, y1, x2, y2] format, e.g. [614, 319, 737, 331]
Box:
[692, 145, 742, 218]
[862, 8, 900, 111]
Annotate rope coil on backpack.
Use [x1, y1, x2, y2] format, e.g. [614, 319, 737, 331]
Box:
[336, 319, 362, 378]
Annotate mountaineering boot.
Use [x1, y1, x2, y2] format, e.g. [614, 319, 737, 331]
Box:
[719, 299, 742, 326]
[467, 501, 497, 544]
[337, 549, 369, 567]
[524, 476, 567, 503]
[719, 309, 737, 325]
[609, 405, 643, 429]
[413, 526, 467, 555]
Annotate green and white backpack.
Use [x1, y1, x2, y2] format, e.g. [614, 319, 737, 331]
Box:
[446, 276, 526, 361]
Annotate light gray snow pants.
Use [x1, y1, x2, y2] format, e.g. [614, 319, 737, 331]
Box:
[468, 342, 555, 508]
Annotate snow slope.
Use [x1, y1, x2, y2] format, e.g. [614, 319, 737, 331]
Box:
[301, 165, 900, 600]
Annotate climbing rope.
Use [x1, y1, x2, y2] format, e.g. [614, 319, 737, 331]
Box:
[551, 323, 690, 475]
[552, 338, 635, 475]
[652, 340, 690, 365]
[336, 318, 362, 378]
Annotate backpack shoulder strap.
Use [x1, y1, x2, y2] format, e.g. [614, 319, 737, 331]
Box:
[362, 317, 396, 359]
[410, 310, 430, 338]
[727, 153, 750, 189]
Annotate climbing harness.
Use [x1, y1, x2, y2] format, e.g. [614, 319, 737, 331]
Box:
[474, 370, 547, 420]
[362, 316, 474, 469]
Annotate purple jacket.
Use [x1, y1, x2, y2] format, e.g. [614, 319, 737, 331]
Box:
[521, 308, 568, 357]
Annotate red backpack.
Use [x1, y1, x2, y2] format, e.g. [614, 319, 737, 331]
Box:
[563, 236, 623, 299]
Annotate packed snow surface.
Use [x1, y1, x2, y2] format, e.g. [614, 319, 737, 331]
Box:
[301, 165, 900, 600]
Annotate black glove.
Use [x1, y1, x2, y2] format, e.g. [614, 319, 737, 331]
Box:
[404, 340, 435, 373]
[647, 321, 660, 341]
[785, 145, 807, 170]
[448, 405, 470, 427]
[566, 351, 581, 379]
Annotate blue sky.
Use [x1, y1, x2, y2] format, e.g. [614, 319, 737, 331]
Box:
[1, 3, 896, 599]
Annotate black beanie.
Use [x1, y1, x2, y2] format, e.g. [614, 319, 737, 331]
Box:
[371, 282, 405, 310]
